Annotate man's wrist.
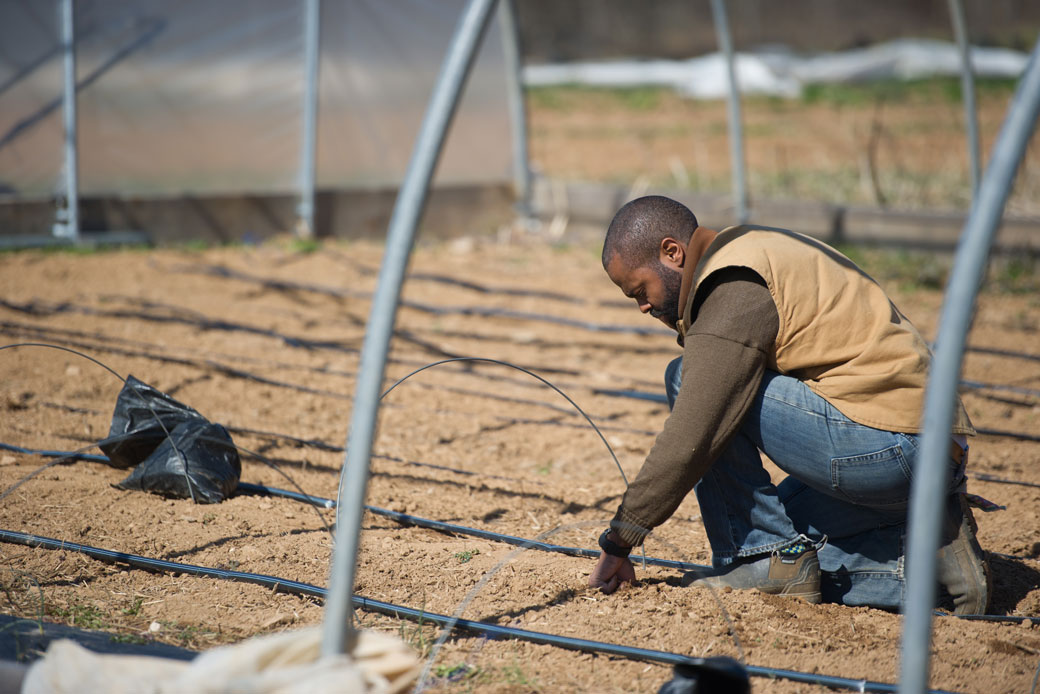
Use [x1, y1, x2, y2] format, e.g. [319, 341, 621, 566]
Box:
[599, 528, 633, 558]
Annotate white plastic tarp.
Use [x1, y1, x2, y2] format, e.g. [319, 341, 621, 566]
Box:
[523, 38, 1030, 100]
[0, 0, 513, 198]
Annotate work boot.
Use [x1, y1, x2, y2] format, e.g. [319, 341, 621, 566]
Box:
[937, 493, 990, 615]
[681, 537, 822, 604]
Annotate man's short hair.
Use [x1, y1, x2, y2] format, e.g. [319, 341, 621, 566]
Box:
[602, 196, 699, 270]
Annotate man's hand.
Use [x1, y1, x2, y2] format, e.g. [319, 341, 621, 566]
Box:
[589, 551, 636, 594]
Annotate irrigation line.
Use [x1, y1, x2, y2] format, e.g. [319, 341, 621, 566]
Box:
[594, 388, 1040, 441]
[173, 263, 1040, 367]
[179, 260, 631, 311]
[6, 311, 634, 406]
[0, 439, 667, 571]
[176, 263, 672, 337]
[4, 342, 1034, 614]
[0, 529, 965, 694]
[1, 437, 551, 515]
[9, 306, 1033, 416]
[972, 473, 1040, 489]
[959, 379, 1040, 400]
[2, 297, 1035, 686]
[13, 292, 1038, 380]
[599, 381, 1040, 406]
[414, 519, 604, 691]
[7, 441, 1038, 560]
[1, 446, 1031, 628]
[965, 345, 1040, 363]
[413, 518, 743, 693]
[974, 427, 1040, 443]
[0, 438, 336, 540]
[0, 326, 354, 402]
[0, 298, 365, 357]
[0, 443, 108, 465]
[0, 325, 581, 422]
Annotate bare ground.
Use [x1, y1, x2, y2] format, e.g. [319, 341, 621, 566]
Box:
[526, 84, 1040, 217]
[0, 237, 1038, 693]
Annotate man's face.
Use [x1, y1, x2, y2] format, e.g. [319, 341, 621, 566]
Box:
[606, 253, 683, 330]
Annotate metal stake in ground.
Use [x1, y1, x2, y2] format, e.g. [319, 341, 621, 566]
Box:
[320, 0, 499, 658]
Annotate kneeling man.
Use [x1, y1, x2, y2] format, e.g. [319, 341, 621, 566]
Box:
[590, 195, 988, 614]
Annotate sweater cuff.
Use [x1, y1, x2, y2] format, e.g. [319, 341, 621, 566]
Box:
[611, 508, 652, 547]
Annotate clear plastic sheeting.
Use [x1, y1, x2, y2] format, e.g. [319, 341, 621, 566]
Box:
[0, 0, 512, 198]
[316, 1, 511, 189]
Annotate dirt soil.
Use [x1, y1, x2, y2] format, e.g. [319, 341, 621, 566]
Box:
[526, 85, 1040, 216]
[0, 239, 1038, 693]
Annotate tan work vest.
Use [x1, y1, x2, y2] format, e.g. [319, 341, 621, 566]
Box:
[688, 226, 974, 435]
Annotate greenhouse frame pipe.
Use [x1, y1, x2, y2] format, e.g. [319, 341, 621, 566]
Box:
[321, 0, 498, 658]
[898, 38, 1040, 694]
[0, 528, 962, 694]
[57, 0, 80, 243]
[296, 0, 321, 239]
[709, 0, 748, 224]
[497, 0, 531, 213]
[947, 0, 981, 197]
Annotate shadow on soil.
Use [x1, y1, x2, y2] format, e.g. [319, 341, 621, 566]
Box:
[987, 553, 1040, 616]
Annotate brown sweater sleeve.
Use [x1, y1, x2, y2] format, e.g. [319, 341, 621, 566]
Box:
[611, 267, 779, 547]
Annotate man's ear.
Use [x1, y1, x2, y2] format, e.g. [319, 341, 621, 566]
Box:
[659, 237, 686, 271]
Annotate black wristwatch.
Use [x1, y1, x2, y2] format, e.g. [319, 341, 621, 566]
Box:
[599, 528, 633, 558]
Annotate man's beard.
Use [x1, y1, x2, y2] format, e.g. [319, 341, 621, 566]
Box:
[649, 261, 683, 330]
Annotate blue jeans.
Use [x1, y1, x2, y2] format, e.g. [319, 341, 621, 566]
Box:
[665, 358, 964, 610]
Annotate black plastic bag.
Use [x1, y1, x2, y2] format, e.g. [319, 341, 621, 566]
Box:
[98, 376, 208, 469]
[657, 658, 750, 694]
[114, 420, 240, 504]
[98, 375, 240, 503]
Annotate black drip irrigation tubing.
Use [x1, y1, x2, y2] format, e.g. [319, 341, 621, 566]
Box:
[181, 262, 1040, 366]
[0, 325, 353, 401]
[0, 528, 966, 694]
[594, 389, 1040, 442]
[339, 255, 632, 309]
[0, 329, 596, 425]
[962, 345, 1040, 363]
[0, 443, 668, 569]
[960, 379, 1040, 400]
[177, 263, 672, 337]
[8, 442, 1039, 554]
[2, 307, 579, 386]
[974, 427, 1040, 443]
[238, 482, 702, 572]
[0, 298, 366, 356]
[0, 438, 540, 492]
[242, 483, 1040, 626]
[7, 441, 1031, 627]
[972, 473, 1040, 489]
[0, 443, 109, 465]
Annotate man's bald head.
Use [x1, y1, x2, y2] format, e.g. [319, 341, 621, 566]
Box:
[602, 196, 699, 271]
